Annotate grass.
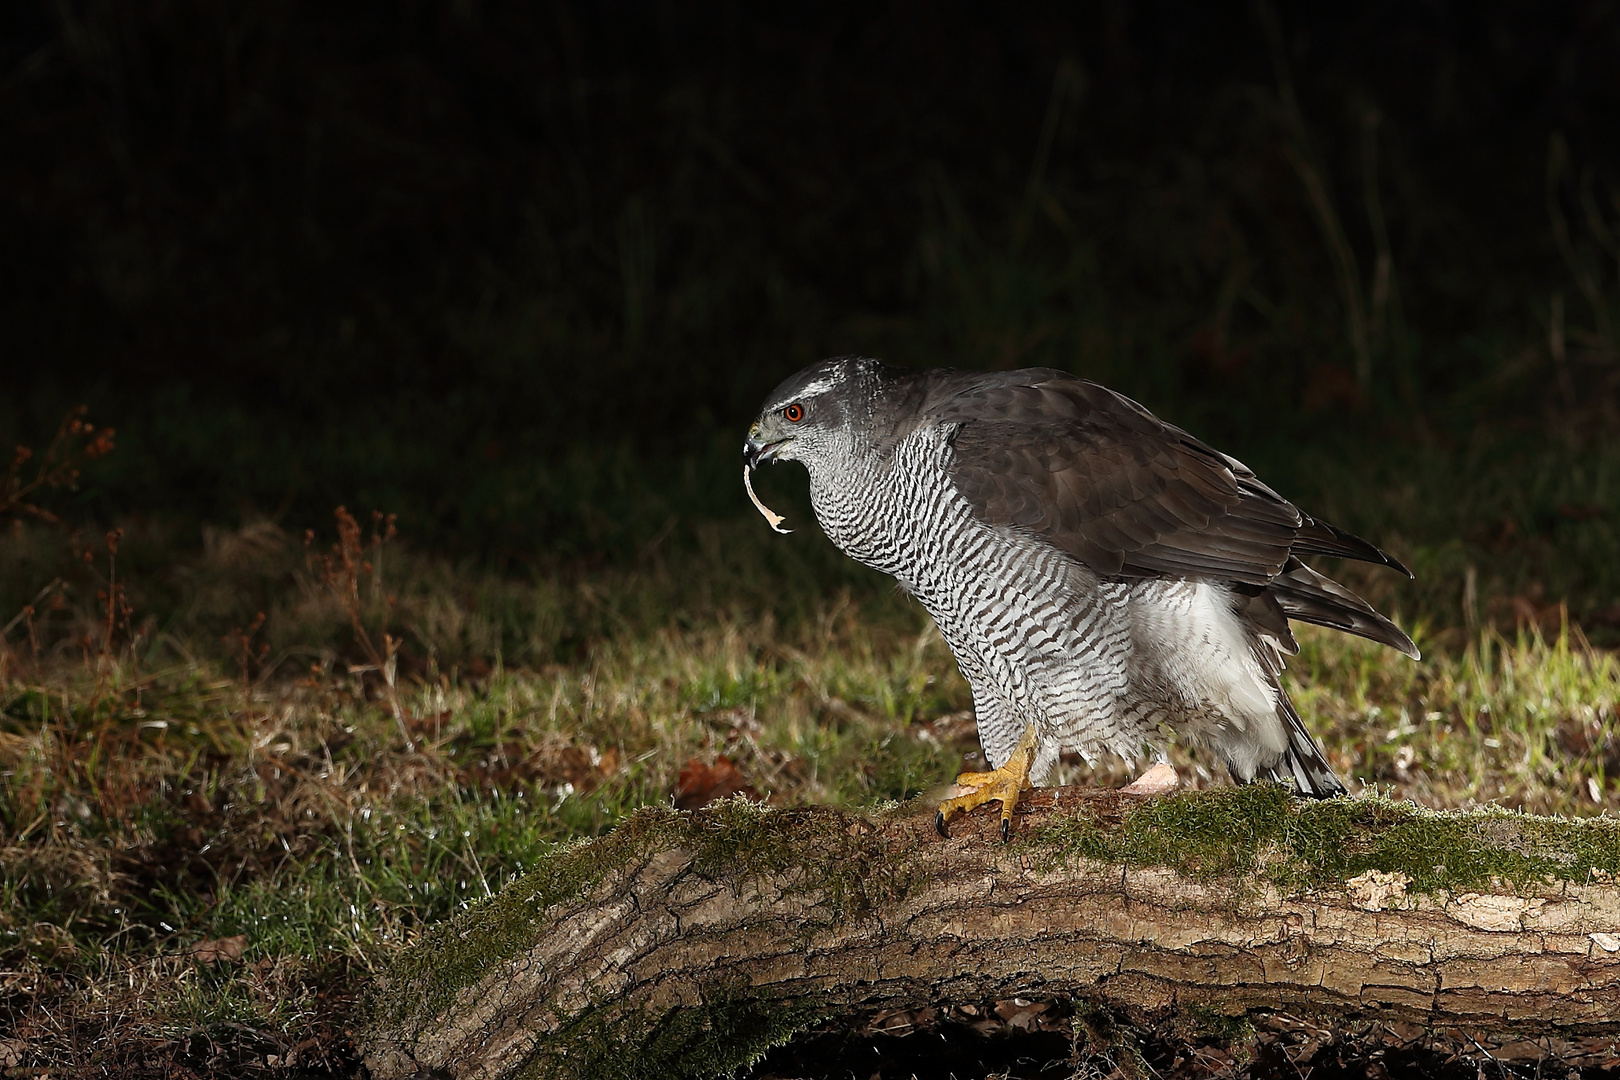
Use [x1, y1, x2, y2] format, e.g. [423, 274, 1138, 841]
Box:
[5, 7, 1619, 1073]
[1, 360, 1618, 1076]
[0, 454, 1617, 1075]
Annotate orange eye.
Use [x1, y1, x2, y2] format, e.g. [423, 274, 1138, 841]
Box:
[782, 403, 804, 422]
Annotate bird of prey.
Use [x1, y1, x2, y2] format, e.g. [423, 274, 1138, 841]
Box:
[744, 357, 1417, 838]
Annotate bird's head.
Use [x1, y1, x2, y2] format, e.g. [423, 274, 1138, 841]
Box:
[744, 355, 881, 469]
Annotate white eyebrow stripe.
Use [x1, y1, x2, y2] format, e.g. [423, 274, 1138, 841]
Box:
[766, 374, 840, 410]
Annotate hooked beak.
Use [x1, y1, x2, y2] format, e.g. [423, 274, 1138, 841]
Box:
[744, 426, 788, 468]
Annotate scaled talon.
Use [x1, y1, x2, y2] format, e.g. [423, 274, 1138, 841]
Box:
[934, 724, 1037, 841]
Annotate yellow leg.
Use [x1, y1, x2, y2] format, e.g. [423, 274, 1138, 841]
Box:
[935, 724, 1038, 842]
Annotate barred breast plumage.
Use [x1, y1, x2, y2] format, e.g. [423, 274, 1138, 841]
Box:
[745, 356, 1417, 798]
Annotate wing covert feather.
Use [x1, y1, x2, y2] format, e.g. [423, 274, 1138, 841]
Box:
[934, 371, 1305, 584]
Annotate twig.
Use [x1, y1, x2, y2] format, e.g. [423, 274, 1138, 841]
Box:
[309, 507, 414, 751]
[0, 406, 115, 525]
[1, 579, 63, 639]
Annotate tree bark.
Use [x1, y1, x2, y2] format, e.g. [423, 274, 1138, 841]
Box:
[361, 788, 1620, 1080]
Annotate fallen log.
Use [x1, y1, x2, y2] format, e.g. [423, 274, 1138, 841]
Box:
[361, 785, 1620, 1079]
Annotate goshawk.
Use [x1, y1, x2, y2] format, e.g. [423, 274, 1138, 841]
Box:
[744, 357, 1416, 837]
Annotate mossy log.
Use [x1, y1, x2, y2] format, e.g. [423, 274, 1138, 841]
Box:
[362, 786, 1620, 1080]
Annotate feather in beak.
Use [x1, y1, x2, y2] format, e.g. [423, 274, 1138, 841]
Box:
[743, 465, 791, 534]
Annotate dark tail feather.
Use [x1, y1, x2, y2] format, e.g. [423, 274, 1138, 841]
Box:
[1292, 514, 1413, 578]
[1268, 558, 1420, 660]
[1257, 688, 1346, 798]
[1224, 654, 1346, 798]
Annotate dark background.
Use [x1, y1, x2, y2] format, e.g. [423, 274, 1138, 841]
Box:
[3, 1, 1617, 563]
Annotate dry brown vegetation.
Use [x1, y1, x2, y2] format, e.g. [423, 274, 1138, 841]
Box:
[6, 3, 1620, 1074]
[1, 464, 1618, 1076]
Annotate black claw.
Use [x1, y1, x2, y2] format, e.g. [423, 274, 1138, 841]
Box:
[935, 810, 951, 838]
[1000, 818, 1011, 843]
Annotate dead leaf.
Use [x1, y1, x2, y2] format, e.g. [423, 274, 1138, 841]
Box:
[0, 1039, 25, 1067]
[188, 934, 247, 964]
[993, 997, 1050, 1032]
[675, 755, 757, 810]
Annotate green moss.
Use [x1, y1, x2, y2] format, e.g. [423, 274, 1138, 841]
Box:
[1031, 782, 1295, 880]
[371, 786, 1620, 1078]
[1179, 1003, 1256, 1061]
[681, 797, 921, 917]
[518, 979, 824, 1080]
[1029, 783, 1620, 895]
[369, 832, 627, 1031]
[368, 798, 915, 1075]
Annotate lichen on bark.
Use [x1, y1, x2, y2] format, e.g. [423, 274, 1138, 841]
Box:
[364, 798, 927, 1077]
[362, 787, 1620, 1080]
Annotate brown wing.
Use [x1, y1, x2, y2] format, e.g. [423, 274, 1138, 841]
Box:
[926, 369, 1407, 587]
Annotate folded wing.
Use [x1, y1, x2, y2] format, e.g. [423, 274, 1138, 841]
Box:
[926, 368, 1416, 657]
